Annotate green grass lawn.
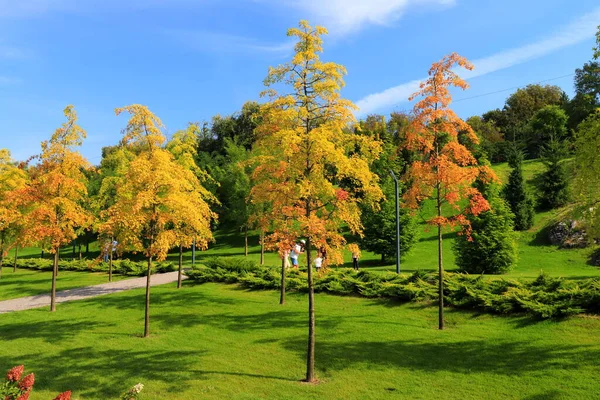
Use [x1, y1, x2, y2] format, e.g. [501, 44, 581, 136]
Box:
[1, 282, 598, 399]
[0, 267, 127, 301]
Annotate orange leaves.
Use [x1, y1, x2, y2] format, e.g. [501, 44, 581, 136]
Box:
[21, 106, 92, 252]
[403, 53, 496, 236]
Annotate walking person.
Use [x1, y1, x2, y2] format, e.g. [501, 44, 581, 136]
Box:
[314, 254, 323, 273]
[289, 240, 305, 269]
[349, 243, 361, 271]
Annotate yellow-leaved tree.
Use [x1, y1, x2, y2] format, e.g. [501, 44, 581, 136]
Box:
[0, 149, 28, 278]
[20, 105, 92, 311]
[166, 122, 217, 288]
[250, 21, 383, 382]
[103, 105, 216, 337]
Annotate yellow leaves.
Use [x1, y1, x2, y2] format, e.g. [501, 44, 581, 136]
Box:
[104, 109, 216, 261]
[251, 21, 383, 266]
[115, 104, 166, 150]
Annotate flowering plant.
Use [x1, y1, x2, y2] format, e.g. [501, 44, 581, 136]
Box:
[1, 365, 35, 400]
[120, 383, 144, 400]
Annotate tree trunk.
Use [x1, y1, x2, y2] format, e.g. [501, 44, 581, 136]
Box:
[108, 236, 113, 282]
[381, 253, 385, 264]
[260, 230, 265, 265]
[56, 247, 60, 277]
[51, 249, 58, 312]
[13, 246, 19, 272]
[144, 255, 152, 337]
[78, 242, 82, 260]
[41, 250, 45, 259]
[437, 194, 444, 330]
[0, 234, 4, 279]
[85, 240, 89, 257]
[244, 226, 248, 257]
[280, 256, 286, 305]
[177, 244, 183, 289]
[305, 236, 315, 382]
[72, 241, 76, 258]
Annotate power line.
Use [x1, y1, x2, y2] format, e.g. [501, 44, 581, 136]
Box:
[453, 73, 575, 103]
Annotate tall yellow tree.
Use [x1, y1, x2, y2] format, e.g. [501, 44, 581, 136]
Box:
[103, 105, 216, 337]
[19, 105, 92, 311]
[166, 122, 217, 288]
[402, 53, 493, 330]
[0, 149, 28, 278]
[251, 21, 383, 382]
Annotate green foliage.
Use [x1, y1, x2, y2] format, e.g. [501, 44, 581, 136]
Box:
[538, 140, 569, 210]
[574, 111, 600, 239]
[187, 257, 600, 319]
[525, 105, 569, 159]
[454, 177, 517, 274]
[502, 149, 535, 231]
[465, 116, 506, 162]
[12, 258, 176, 276]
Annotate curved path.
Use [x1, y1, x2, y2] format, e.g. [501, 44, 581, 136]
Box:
[0, 271, 185, 314]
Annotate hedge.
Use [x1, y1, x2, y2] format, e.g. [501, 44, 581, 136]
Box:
[187, 257, 600, 319]
[10, 258, 177, 276]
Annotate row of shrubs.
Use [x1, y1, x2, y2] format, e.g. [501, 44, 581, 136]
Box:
[186, 257, 600, 319]
[11, 258, 178, 276]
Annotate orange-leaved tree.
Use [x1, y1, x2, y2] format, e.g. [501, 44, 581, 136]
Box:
[166, 122, 217, 288]
[403, 53, 494, 330]
[103, 105, 216, 337]
[20, 105, 92, 311]
[0, 149, 28, 278]
[250, 20, 383, 382]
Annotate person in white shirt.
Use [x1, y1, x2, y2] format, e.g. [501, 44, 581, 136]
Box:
[314, 255, 323, 272]
[289, 240, 305, 268]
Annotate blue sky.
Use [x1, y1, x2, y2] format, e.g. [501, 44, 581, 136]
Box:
[1, 0, 599, 163]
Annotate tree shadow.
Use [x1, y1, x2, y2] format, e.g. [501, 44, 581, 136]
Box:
[277, 336, 600, 378]
[0, 347, 207, 398]
[0, 317, 114, 343]
[521, 391, 563, 400]
[529, 224, 553, 246]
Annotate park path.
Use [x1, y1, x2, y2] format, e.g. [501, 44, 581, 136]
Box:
[0, 271, 186, 314]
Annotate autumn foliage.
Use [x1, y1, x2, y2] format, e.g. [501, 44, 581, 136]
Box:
[403, 53, 495, 329]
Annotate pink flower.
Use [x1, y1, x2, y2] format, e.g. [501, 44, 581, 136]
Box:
[18, 373, 35, 391]
[53, 391, 72, 400]
[6, 365, 24, 382]
[16, 393, 30, 400]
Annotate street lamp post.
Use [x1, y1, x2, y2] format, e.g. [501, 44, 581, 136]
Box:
[389, 170, 400, 274]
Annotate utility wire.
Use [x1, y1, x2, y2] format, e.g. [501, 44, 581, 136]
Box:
[453, 73, 575, 103]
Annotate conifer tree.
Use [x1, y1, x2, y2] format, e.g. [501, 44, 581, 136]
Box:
[502, 148, 535, 231]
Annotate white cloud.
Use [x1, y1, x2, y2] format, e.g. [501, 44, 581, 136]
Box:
[356, 6, 600, 116]
[280, 0, 456, 35]
[163, 29, 294, 55]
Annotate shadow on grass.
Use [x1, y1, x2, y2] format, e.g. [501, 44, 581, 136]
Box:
[276, 336, 600, 378]
[0, 317, 115, 343]
[0, 348, 208, 398]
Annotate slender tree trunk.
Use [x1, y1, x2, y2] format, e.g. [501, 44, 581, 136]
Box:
[437, 191, 444, 330]
[144, 255, 152, 337]
[280, 257, 286, 305]
[56, 247, 60, 277]
[13, 246, 19, 272]
[305, 235, 315, 382]
[177, 244, 183, 289]
[0, 234, 4, 279]
[78, 242, 82, 260]
[51, 249, 58, 312]
[381, 253, 385, 264]
[244, 226, 248, 257]
[108, 236, 113, 282]
[41, 250, 44, 259]
[260, 230, 265, 265]
[85, 240, 89, 257]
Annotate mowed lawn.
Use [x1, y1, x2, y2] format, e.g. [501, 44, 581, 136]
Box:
[0, 267, 126, 301]
[1, 282, 599, 399]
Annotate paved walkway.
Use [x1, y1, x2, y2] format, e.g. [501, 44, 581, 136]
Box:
[0, 271, 186, 314]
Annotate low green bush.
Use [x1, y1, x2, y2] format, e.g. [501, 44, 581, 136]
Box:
[13, 258, 177, 277]
[187, 258, 600, 319]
